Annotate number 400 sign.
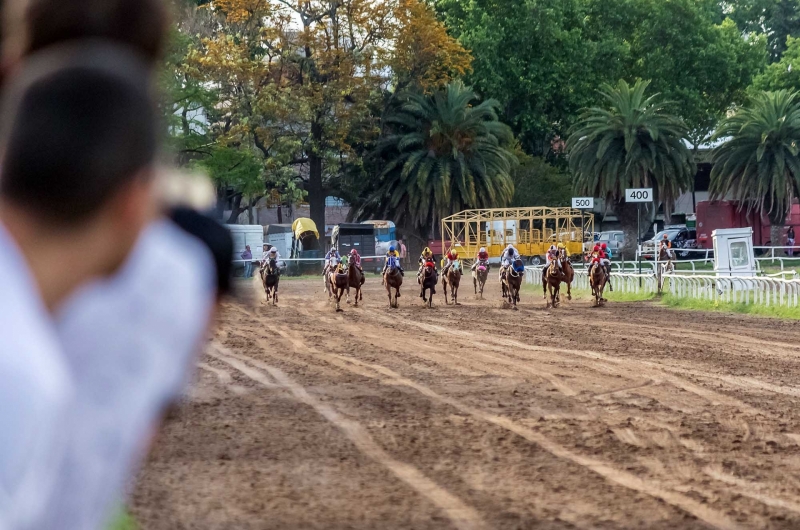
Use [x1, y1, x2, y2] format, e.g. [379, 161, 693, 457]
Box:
[625, 188, 652, 203]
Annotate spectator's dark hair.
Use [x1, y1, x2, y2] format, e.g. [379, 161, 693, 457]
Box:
[24, 0, 168, 65]
[0, 45, 157, 224]
[169, 207, 234, 297]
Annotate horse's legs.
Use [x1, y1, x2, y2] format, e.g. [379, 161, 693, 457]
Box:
[443, 280, 449, 305]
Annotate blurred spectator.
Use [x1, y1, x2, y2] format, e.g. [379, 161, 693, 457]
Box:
[0, 45, 158, 528]
[788, 226, 796, 257]
[242, 245, 254, 277]
[399, 239, 407, 264]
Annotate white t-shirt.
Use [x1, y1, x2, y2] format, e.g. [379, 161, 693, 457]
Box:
[0, 225, 73, 530]
[37, 220, 215, 530]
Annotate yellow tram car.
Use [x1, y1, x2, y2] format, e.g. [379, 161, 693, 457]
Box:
[441, 207, 594, 266]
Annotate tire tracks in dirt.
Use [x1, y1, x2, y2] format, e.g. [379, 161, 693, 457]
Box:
[209, 342, 489, 530]
[229, 322, 746, 529]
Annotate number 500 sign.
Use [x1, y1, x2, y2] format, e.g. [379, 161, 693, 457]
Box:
[626, 188, 652, 203]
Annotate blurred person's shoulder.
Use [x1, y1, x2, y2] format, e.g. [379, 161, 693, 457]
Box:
[0, 224, 71, 527]
[55, 220, 216, 381]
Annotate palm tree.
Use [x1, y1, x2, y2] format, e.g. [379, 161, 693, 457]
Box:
[567, 80, 695, 259]
[710, 90, 800, 253]
[357, 81, 516, 239]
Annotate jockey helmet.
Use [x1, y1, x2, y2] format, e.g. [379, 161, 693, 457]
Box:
[601, 243, 607, 250]
[479, 247, 486, 254]
[389, 246, 396, 253]
[593, 244, 601, 251]
[451, 250, 459, 259]
[269, 247, 277, 254]
[423, 246, 432, 255]
[350, 248, 358, 255]
[549, 245, 557, 252]
[557, 242, 566, 249]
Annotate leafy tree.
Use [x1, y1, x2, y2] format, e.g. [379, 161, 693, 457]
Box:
[727, 0, 800, 62]
[710, 90, 800, 250]
[356, 82, 517, 238]
[435, 0, 607, 156]
[511, 155, 572, 207]
[752, 35, 800, 91]
[436, 0, 765, 155]
[585, 0, 766, 144]
[567, 80, 695, 259]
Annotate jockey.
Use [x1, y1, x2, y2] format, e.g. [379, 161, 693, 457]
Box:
[499, 244, 521, 280]
[546, 244, 561, 271]
[471, 247, 490, 271]
[382, 245, 404, 276]
[418, 246, 435, 279]
[442, 248, 459, 275]
[349, 248, 363, 271]
[600, 243, 613, 291]
[260, 246, 281, 274]
[322, 247, 341, 276]
[660, 233, 674, 259]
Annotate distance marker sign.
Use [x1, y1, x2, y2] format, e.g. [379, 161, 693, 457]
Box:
[625, 188, 652, 203]
[571, 197, 594, 209]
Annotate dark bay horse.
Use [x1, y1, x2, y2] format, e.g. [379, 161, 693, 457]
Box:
[384, 259, 403, 308]
[442, 260, 462, 305]
[347, 260, 365, 307]
[590, 261, 608, 306]
[502, 259, 523, 309]
[260, 257, 280, 305]
[473, 261, 489, 299]
[419, 259, 438, 308]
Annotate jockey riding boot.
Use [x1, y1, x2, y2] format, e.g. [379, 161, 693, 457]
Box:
[399, 267, 405, 276]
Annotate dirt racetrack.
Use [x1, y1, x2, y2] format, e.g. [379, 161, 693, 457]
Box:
[132, 276, 800, 529]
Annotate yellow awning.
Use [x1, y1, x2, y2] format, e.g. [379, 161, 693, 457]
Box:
[292, 218, 319, 240]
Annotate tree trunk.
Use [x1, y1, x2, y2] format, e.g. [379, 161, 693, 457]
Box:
[769, 207, 788, 256]
[227, 193, 245, 224]
[277, 205, 283, 224]
[308, 121, 325, 235]
[616, 199, 641, 261]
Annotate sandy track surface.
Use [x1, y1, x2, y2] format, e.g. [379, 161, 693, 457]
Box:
[132, 276, 800, 529]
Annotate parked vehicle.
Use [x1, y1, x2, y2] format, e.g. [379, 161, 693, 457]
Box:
[641, 226, 697, 259]
[362, 220, 397, 255]
[227, 225, 263, 270]
[333, 223, 379, 272]
[596, 231, 624, 254]
[696, 200, 800, 252]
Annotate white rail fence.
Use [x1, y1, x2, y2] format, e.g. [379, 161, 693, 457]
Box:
[526, 265, 800, 308]
[664, 274, 800, 308]
[525, 267, 657, 294]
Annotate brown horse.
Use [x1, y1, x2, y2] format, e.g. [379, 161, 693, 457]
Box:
[472, 261, 489, 299]
[542, 258, 563, 309]
[590, 261, 607, 306]
[442, 260, 463, 305]
[501, 259, 523, 309]
[659, 245, 675, 273]
[346, 261, 365, 307]
[260, 258, 280, 305]
[328, 260, 349, 312]
[560, 249, 574, 301]
[384, 266, 403, 308]
[419, 260, 438, 308]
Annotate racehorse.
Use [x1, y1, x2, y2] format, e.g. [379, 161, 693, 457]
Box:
[329, 256, 350, 312]
[442, 259, 462, 305]
[384, 256, 403, 308]
[260, 257, 280, 305]
[346, 259, 365, 307]
[542, 256, 563, 309]
[419, 259, 438, 308]
[659, 245, 675, 273]
[472, 261, 489, 299]
[590, 259, 608, 306]
[501, 259, 523, 309]
[560, 249, 574, 301]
